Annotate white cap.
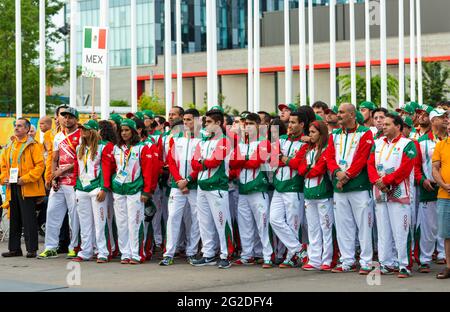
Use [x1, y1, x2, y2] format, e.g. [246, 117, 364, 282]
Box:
[429, 108, 446, 120]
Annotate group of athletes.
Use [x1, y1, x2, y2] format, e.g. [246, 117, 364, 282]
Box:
[2, 99, 449, 279]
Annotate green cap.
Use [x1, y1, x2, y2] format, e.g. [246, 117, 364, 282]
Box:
[325, 106, 338, 115]
[396, 104, 414, 115]
[126, 112, 145, 120]
[60, 107, 79, 120]
[402, 116, 413, 128]
[109, 113, 123, 126]
[143, 110, 155, 119]
[210, 105, 225, 113]
[240, 112, 249, 119]
[80, 119, 99, 131]
[278, 103, 297, 112]
[408, 101, 420, 111]
[315, 114, 324, 121]
[359, 101, 377, 111]
[120, 119, 137, 131]
[389, 110, 400, 117]
[416, 105, 434, 115]
[356, 111, 365, 125]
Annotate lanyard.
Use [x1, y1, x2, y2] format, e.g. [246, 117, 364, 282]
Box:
[309, 149, 316, 167]
[64, 130, 76, 152]
[10, 141, 27, 166]
[339, 127, 358, 161]
[120, 146, 133, 170]
[82, 147, 91, 171]
[378, 139, 399, 164]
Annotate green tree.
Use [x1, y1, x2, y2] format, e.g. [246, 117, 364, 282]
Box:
[337, 74, 399, 109]
[138, 93, 165, 115]
[421, 61, 450, 105]
[0, 0, 68, 115]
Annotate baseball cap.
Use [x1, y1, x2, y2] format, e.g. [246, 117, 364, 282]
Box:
[120, 118, 137, 131]
[126, 112, 145, 120]
[396, 104, 414, 115]
[408, 101, 420, 111]
[402, 116, 413, 128]
[315, 114, 324, 121]
[60, 107, 79, 119]
[80, 119, 99, 131]
[429, 108, 447, 121]
[143, 110, 155, 119]
[278, 103, 297, 112]
[210, 105, 224, 113]
[325, 106, 338, 115]
[416, 105, 434, 115]
[359, 101, 377, 111]
[240, 112, 249, 119]
[109, 113, 123, 126]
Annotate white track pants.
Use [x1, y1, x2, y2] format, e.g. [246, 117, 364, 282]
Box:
[197, 189, 233, 259]
[113, 193, 145, 261]
[164, 188, 200, 258]
[238, 192, 273, 261]
[334, 191, 373, 267]
[375, 201, 412, 269]
[76, 189, 110, 259]
[269, 191, 304, 259]
[44, 185, 80, 250]
[305, 198, 335, 268]
[416, 201, 439, 264]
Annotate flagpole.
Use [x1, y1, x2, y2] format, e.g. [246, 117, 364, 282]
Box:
[92, 78, 95, 114]
[247, 0, 253, 112]
[284, 0, 292, 105]
[380, 0, 387, 109]
[39, 0, 46, 118]
[330, 0, 336, 108]
[349, 0, 357, 106]
[365, 0, 371, 101]
[416, 0, 423, 105]
[399, 0, 405, 108]
[212, 0, 218, 107]
[253, 0, 260, 113]
[308, 0, 315, 106]
[69, 0, 78, 109]
[176, 0, 182, 109]
[299, 0, 306, 107]
[409, 0, 416, 102]
[15, 0, 22, 118]
[131, 0, 138, 113]
[100, 0, 109, 119]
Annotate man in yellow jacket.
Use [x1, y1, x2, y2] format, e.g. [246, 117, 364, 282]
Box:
[0, 118, 46, 258]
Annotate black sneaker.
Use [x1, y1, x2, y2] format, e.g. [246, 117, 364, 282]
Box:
[1, 250, 23, 257]
[218, 259, 232, 269]
[191, 257, 217, 267]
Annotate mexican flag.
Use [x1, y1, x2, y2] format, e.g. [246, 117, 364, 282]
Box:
[84, 27, 107, 50]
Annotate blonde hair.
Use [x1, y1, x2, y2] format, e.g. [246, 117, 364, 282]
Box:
[78, 129, 100, 161]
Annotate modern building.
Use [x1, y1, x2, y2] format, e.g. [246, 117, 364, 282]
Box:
[54, 0, 450, 114]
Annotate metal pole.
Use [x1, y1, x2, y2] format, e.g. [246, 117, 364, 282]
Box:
[247, 0, 253, 112]
[176, 0, 183, 108]
[212, 0, 218, 107]
[253, 0, 260, 112]
[39, 0, 46, 118]
[299, 0, 306, 107]
[409, 0, 416, 102]
[349, 0, 357, 106]
[69, 0, 78, 109]
[364, 0, 371, 101]
[308, 0, 314, 106]
[206, 0, 214, 109]
[329, 0, 336, 108]
[284, 0, 292, 104]
[131, 0, 138, 113]
[380, 0, 387, 108]
[416, 0, 423, 104]
[399, 0, 405, 108]
[100, 0, 109, 119]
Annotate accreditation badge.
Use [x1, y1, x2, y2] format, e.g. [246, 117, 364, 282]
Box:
[9, 168, 19, 184]
[114, 170, 128, 185]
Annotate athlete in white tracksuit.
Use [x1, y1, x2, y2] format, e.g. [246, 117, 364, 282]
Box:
[230, 117, 273, 266]
[326, 105, 375, 273]
[368, 131, 417, 276]
[111, 119, 160, 264]
[73, 121, 115, 262]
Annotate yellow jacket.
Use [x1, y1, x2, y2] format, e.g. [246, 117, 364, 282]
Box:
[43, 129, 54, 184]
[0, 136, 46, 202]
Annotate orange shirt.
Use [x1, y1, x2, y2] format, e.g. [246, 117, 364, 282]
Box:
[432, 138, 450, 199]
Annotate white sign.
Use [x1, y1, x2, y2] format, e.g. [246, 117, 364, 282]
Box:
[82, 27, 108, 79]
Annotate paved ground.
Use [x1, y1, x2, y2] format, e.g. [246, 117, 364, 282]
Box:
[0, 242, 449, 292]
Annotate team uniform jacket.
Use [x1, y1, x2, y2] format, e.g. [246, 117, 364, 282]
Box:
[229, 136, 271, 195]
[110, 142, 160, 196]
[73, 140, 115, 193]
[191, 133, 231, 192]
[367, 134, 417, 204]
[53, 129, 81, 186]
[289, 143, 333, 200]
[325, 125, 374, 193]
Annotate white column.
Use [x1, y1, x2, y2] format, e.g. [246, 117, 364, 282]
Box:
[364, 0, 371, 101]
[69, 0, 78, 109]
[131, 0, 138, 113]
[308, 0, 314, 106]
[284, 0, 292, 104]
[299, 0, 306, 107]
[253, 0, 260, 112]
[100, 0, 109, 119]
[416, 0, 423, 105]
[212, 0, 218, 107]
[247, 0, 253, 112]
[39, 0, 46, 118]
[329, 0, 336, 108]
[409, 0, 416, 102]
[399, 0, 405, 108]
[380, 0, 387, 108]
[176, 0, 182, 109]
[349, 0, 356, 106]
[206, 0, 217, 109]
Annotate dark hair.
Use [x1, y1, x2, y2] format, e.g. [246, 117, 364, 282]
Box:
[206, 109, 225, 132]
[118, 125, 141, 146]
[224, 114, 234, 126]
[156, 116, 166, 125]
[372, 107, 389, 118]
[245, 112, 261, 124]
[17, 118, 31, 132]
[312, 101, 329, 111]
[184, 108, 200, 118]
[295, 107, 314, 135]
[269, 116, 287, 141]
[55, 105, 68, 116]
[386, 113, 404, 131]
[99, 120, 118, 145]
[309, 120, 329, 162]
[133, 117, 148, 139]
[172, 106, 185, 116]
[258, 111, 272, 124]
